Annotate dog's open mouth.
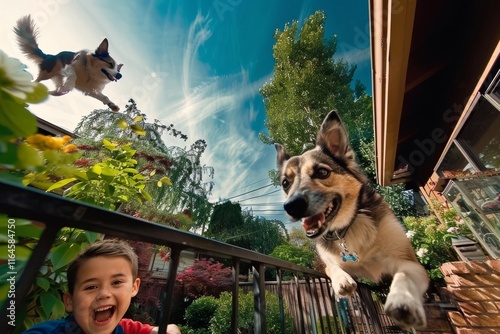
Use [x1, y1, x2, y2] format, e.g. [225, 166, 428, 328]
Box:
[302, 198, 341, 238]
[93, 305, 115, 323]
[101, 69, 121, 81]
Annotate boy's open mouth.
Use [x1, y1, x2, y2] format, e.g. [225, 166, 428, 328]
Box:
[93, 305, 115, 323]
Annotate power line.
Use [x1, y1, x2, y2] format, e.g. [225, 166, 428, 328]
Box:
[224, 183, 274, 201]
[236, 188, 282, 202]
[241, 202, 284, 206]
[247, 209, 285, 212]
[227, 177, 271, 194]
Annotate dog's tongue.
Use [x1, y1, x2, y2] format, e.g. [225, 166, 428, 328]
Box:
[302, 212, 325, 232]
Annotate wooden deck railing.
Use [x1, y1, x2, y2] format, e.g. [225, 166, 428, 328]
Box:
[0, 181, 406, 333]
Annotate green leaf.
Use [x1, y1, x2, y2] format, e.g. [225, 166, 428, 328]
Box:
[23, 83, 48, 104]
[0, 141, 18, 166]
[90, 164, 103, 175]
[130, 124, 146, 136]
[16, 223, 43, 239]
[0, 93, 37, 139]
[16, 142, 44, 169]
[46, 178, 77, 192]
[132, 115, 143, 122]
[0, 245, 32, 260]
[85, 231, 99, 243]
[139, 188, 152, 202]
[133, 174, 145, 181]
[159, 176, 172, 186]
[36, 277, 51, 291]
[123, 168, 138, 174]
[40, 291, 61, 319]
[50, 243, 81, 270]
[102, 139, 118, 151]
[0, 215, 29, 227]
[116, 119, 128, 129]
[73, 171, 88, 181]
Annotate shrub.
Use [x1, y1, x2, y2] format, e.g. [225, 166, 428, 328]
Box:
[316, 316, 338, 334]
[210, 289, 293, 334]
[403, 215, 459, 283]
[185, 296, 218, 331]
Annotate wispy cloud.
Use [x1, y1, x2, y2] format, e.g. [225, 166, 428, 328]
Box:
[145, 12, 278, 209]
[335, 47, 370, 65]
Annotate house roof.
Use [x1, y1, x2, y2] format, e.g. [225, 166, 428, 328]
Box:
[369, 0, 500, 186]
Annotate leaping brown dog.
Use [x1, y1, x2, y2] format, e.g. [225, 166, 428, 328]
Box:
[275, 111, 428, 329]
[14, 15, 123, 112]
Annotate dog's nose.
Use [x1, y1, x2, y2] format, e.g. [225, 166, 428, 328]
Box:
[284, 194, 308, 218]
[115, 72, 122, 80]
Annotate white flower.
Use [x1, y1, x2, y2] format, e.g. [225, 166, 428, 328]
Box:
[447, 226, 460, 234]
[0, 50, 36, 99]
[405, 230, 416, 239]
[416, 247, 428, 258]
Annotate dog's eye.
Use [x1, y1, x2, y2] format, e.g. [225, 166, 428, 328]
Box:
[315, 168, 330, 179]
[282, 179, 290, 190]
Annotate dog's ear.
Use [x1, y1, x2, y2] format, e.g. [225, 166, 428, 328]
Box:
[95, 38, 109, 56]
[274, 143, 289, 172]
[316, 111, 355, 161]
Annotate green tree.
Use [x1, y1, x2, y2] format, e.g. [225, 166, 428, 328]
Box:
[270, 243, 314, 268]
[260, 10, 416, 219]
[240, 212, 288, 254]
[73, 99, 214, 227]
[259, 10, 371, 156]
[206, 202, 288, 254]
[206, 201, 245, 243]
[287, 227, 315, 252]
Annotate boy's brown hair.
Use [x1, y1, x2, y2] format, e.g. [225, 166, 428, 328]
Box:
[66, 239, 138, 293]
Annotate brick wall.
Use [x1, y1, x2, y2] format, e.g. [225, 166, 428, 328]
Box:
[440, 260, 500, 333]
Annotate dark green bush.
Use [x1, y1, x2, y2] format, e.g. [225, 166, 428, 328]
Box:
[316, 316, 339, 334]
[210, 289, 293, 334]
[184, 296, 218, 331]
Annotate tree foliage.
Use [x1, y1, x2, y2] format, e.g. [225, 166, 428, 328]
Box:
[270, 243, 314, 268]
[261, 10, 417, 219]
[206, 201, 288, 254]
[73, 99, 214, 226]
[206, 201, 245, 239]
[402, 215, 459, 283]
[259, 10, 372, 156]
[175, 258, 241, 299]
[209, 290, 293, 334]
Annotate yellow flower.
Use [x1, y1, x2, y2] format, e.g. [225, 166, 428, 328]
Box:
[0, 50, 37, 100]
[62, 143, 78, 153]
[26, 134, 46, 145]
[43, 136, 63, 150]
[26, 133, 76, 151]
[62, 135, 72, 144]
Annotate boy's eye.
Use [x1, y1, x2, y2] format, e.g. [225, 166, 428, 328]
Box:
[84, 285, 97, 291]
[112, 280, 124, 285]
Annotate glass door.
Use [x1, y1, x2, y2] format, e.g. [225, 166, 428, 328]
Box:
[444, 176, 500, 258]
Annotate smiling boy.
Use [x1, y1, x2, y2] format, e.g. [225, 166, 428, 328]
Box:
[23, 239, 181, 334]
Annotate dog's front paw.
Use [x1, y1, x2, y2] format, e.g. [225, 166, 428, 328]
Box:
[49, 89, 67, 96]
[108, 103, 120, 112]
[331, 273, 357, 296]
[384, 291, 426, 329]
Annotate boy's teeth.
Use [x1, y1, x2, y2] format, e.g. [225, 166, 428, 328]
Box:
[95, 305, 113, 312]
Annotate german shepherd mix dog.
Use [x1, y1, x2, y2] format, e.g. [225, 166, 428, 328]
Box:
[14, 15, 123, 111]
[275, 111, 428, 329]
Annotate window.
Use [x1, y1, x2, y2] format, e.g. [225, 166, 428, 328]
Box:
[456, 96, 500, 172]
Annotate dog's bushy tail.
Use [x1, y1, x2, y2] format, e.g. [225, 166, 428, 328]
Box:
[13, 15, 46, 63]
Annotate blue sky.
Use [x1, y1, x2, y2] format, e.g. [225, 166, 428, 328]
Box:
[2, 0, 371, 226]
